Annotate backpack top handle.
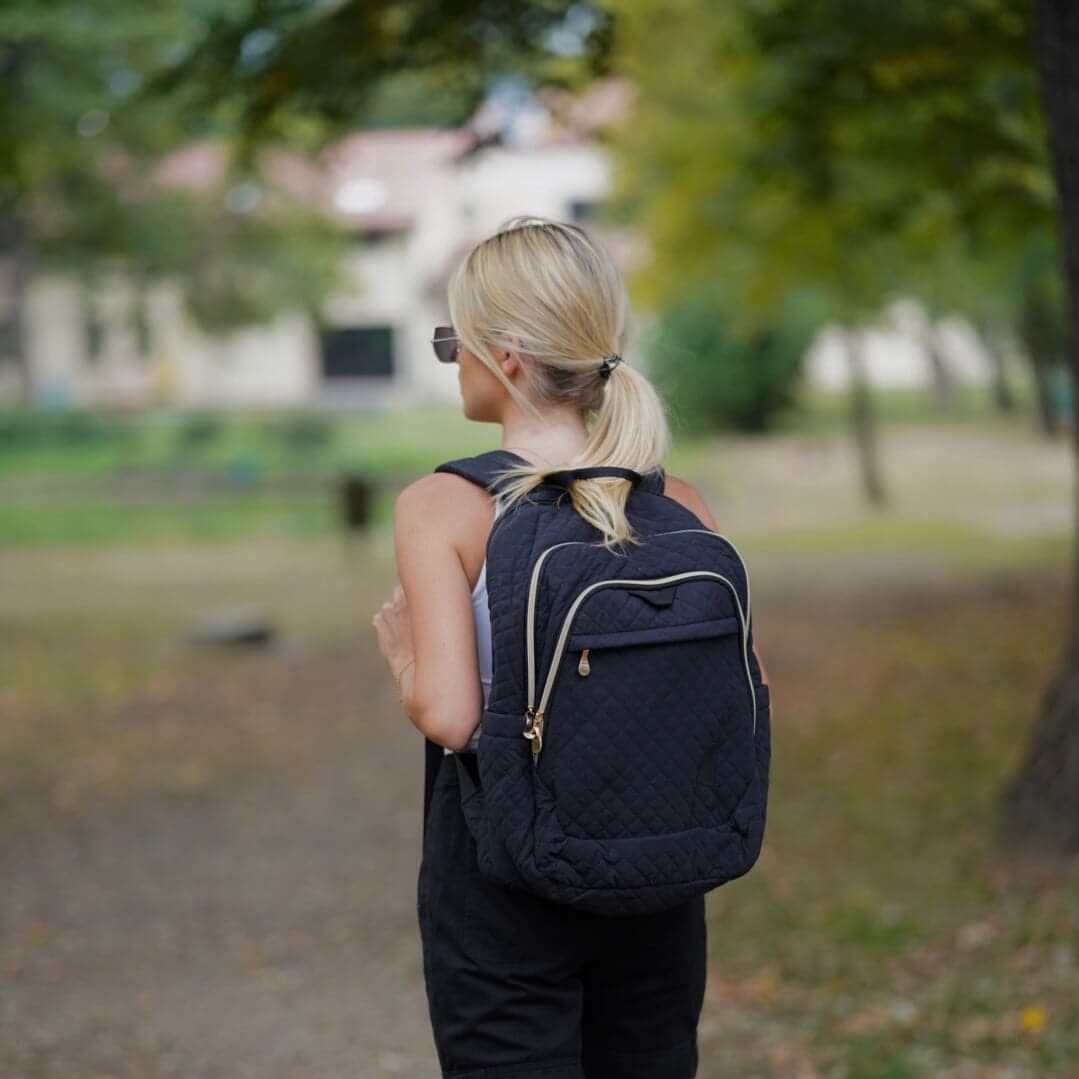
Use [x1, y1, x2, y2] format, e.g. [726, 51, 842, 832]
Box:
[540, 466, 643, 489]
[433, 451, 664, 498]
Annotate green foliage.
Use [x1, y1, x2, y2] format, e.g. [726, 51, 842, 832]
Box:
[175, 413, 225, 450]
[645, 284, 812, 434]
[355, 67, 493, 129]
[0, 0, 354, 358]
[0, 0, 618, 407]
[0, 409, 135, 450]
[265, 412, 334, 452]
[605, 0, 1053, 336]
[146, 1, 616, 142]
[180, 202, 349, 332]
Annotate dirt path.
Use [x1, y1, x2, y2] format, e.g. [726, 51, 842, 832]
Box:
[1, 675, 442, 1078]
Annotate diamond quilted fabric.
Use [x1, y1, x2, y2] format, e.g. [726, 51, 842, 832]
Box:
[433, 450, 771, 916]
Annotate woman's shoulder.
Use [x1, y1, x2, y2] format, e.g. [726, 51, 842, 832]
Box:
[663, 474, 721, 532]
[393, 471, 495, 534]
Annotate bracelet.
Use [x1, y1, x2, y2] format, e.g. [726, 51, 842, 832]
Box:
[393, 657, 416, 691]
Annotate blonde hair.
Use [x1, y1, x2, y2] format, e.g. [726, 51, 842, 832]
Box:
[447, 215, 671, 551]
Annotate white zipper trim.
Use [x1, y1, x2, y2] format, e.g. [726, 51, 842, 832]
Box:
[531, 570, 756, 756]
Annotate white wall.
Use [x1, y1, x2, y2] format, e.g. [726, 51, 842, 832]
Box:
[8, 128, 1002, 411]
[805, 308, 996, 394]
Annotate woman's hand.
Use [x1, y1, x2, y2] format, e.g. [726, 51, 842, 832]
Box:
[372, 583, 415, 687]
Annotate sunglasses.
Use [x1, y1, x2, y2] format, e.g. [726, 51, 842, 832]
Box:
[431, 325, 460, 364]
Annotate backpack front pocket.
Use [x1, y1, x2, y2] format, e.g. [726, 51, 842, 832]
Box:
[534, 576, 756, 841]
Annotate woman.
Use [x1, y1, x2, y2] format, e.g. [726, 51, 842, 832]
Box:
[372, 215, 769, 1079]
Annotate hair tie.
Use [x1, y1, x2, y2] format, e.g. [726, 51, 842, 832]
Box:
[597, 354, 623, 381]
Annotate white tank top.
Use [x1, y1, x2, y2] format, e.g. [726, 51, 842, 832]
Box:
[443, 496, 505, 755]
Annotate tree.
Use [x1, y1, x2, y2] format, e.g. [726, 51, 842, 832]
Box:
[996, 0, 1079, 855]
[4, 1, 608, 405]
[0, 2, 350, 405]
[598, 0, 1079, 849]
[143, 0, 615, 147]
[644, 281, 815, 436]
[603, 0, 1052, 503]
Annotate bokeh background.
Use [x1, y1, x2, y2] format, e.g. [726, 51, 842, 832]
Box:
[2, 2, 1078, 1076]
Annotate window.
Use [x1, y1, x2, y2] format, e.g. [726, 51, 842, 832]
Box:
[320, 326, 395, 379]
[568, 199, 597, 223]
[350, 227, 405, 247]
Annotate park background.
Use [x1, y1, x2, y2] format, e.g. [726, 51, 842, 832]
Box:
[2, 2, 1078, 1077]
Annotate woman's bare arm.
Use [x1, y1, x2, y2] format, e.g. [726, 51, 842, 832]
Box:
[391, 474, 488, 751]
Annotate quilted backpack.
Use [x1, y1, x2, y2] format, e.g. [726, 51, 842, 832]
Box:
[426, 448, 771, 916]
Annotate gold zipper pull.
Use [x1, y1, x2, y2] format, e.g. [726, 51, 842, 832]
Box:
[523, 707, 544, 756]
[577, 648, 591, 677]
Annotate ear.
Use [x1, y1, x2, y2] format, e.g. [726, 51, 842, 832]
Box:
[500, 333, 531, 378]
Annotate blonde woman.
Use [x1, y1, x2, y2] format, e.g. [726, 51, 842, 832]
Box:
[373, 216, 769, 1079]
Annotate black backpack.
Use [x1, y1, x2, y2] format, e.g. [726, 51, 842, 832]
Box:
[423, 449, 771, 916]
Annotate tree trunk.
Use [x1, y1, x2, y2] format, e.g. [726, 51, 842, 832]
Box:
[846, 329, 887, 509]
[1016, 263, 1067, 436]
[979, 324, 1018, 415]
[1031, 359, 1062, 437]
[996, 0, 1079, 855]
[1018, 291, 1063, 437]
[0, 207, 33, 404]
[922, 325, 957, 412]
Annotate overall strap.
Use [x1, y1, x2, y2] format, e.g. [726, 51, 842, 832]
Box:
[422, 737, 443, 843]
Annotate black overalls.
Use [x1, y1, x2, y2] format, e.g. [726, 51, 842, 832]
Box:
[418, 741, 708, 1079]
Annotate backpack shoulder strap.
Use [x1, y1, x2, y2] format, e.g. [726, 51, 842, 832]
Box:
[640, 465, 667, 496]
[433, 449, 528, 496]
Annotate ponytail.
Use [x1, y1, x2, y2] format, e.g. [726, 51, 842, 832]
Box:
[492, 361, 670, 551]
[447, 215, 672, 552]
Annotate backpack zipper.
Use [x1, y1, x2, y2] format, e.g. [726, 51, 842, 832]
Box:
[650, 528, 752, 635]
[521, 528, 754, 760]
[524, 569, 754, 762]
[525, 540, 597, 710]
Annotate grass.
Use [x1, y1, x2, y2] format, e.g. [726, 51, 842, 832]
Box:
[2, 537, 1075, 1075]
[773, 381, 1046, 436]
[0, 490, 346, 545]
[0, 534, 396, 813]
[0, 396, 1072, 549]
[1, 411, 1076, 1074]
[0, 404, 492, 545]
[698, 575, 1079, 1077]
[0, 404, 494, 482]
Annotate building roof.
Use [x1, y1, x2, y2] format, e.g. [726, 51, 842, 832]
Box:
[148, 79, 634, 232]
[151, 127, 477, 233]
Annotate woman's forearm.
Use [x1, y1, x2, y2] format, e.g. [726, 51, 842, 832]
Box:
[396, 662, 472, 750]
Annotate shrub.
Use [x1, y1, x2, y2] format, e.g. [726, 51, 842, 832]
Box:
[645, 285, 814, 435]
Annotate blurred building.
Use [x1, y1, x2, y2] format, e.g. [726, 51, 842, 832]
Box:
[3, 75, 997, 411]
[6, 78, 646, 411]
